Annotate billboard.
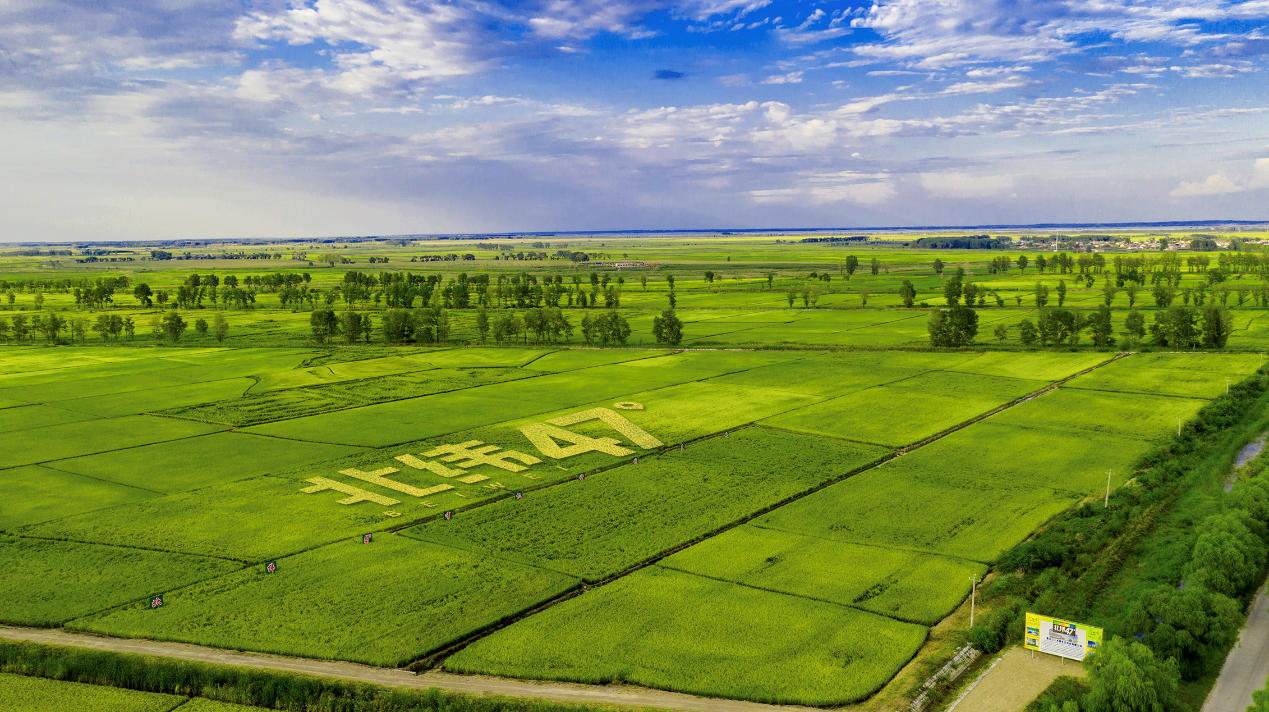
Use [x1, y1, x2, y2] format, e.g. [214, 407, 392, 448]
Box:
[1024, 612, 1103, 661]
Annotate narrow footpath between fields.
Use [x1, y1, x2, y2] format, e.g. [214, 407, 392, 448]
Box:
[1202, 582, 1269, 712]
[0, 626, 819, 712]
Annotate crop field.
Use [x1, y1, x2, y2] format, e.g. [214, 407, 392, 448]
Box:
[75, 536, 578, 666]
[402, 428, 889, 581]
[0, 333, 1254, 706]
[0, 673, 186, 712]
[446, 566, 928, 706]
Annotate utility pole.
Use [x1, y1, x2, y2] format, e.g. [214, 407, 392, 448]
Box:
[1105, 469, 1114, 508]
[969, 575, 979, 628]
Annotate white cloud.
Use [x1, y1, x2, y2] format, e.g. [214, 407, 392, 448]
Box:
[920, 173, 1013, 198]
[761, 71, 804, 84]
[1171, 173, 1245, 196]
[1171, 62, 1256, 78]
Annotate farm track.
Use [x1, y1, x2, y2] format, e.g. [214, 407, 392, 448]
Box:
[0, 625, 823, 712]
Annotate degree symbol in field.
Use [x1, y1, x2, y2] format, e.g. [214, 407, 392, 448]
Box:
[613, 402, 644, 410]
[384, 511, 401, 518]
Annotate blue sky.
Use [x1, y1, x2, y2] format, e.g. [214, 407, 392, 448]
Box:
[1, 0, 1268, 240]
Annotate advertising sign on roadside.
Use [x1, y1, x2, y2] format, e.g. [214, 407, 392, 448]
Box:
[1024, 612, 1103, 661]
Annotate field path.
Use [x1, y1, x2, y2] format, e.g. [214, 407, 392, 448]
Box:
[0, 625, 819, 712]
[1201, 582, 1269, 712]
[950, 647, 1084, 712]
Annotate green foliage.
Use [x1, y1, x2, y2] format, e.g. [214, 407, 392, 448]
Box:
[1024, 676, 1090, 712]
[651, 308, 683, 345]
[968, 599, 1027, 653]
[928, 305, 978, 346]
[1184, 512, 1267, 597]
[0, 640, 615, 712]
[1083, 636, 1183, 712]
[447, 566, 927, 706]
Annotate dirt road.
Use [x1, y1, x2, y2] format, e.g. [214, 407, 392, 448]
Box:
[0, 626, 817, 712]
[950, 647, 1085, 712]
[1203, 584, 1269, 712]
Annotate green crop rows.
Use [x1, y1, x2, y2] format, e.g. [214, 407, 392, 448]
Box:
[0, 340, 1256, 706]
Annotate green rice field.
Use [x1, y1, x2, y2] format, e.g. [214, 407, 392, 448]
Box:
[0, 324, 1259, 705]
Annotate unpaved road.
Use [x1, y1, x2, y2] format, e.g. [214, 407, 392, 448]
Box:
[1203, 584, 1269, 712]
[0, 626, 818, 712]
[952, 647, 1085, 712]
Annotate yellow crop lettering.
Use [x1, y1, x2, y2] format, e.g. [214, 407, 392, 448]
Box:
[547, 407, 663, 449]
[301, 477, 400, 506]
[340, 467, 451, 498]
[395, 454, 464, 478]
[519, 422, 634, 459]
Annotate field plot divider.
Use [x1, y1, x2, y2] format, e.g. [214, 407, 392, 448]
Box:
[10, 425, 230, 472]
[892, 351, 1128, 456]
[404, 352, 1133, 672]
[657, 563, 939, 627]
[5, 532, 254, 565]
[36, 463, 168, 496]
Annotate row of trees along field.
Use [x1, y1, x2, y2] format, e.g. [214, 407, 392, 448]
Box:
[0, 312, 229, 344]
[308, 307, 684, 348]
[959, 373, 1269, 712]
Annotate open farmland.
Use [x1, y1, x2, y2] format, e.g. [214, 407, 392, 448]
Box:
[0, 337, 1260, 708]
[0, 673, 186, 712]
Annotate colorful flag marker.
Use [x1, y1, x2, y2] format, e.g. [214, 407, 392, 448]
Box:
[149, 595, 163, 609]
[265, 561, 277, 574]
[362, 533, 373, 544]
[578, 473, 586, 481]
[444, 510, 453, 520]
[514, 490, 523, 500]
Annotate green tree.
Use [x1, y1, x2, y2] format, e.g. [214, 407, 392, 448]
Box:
[1017, 255, 1028, 273]
[928, 305, 978, 347]
[33, 294, 44, 309]
[943, 275, 963, 307]
[1057, 279, 1067, 307]
[309, 308, 339, 345]
[703, 270, 714, 284]
[786, 289, 795, 307]
[1200, 306, 1233, 349]
[1126, 282, 1139, 307]
[133, 283, 153, 307]
[870, 257, 880, 276]
[1153, 282, 1174, 308]
[1035, 282, 1049, 308]
[161, 311, 186, 344]
[1250, 684, 1269, 712]
[1019, 319, 1038, 346]
[766, 272, 775, 289]
[845, 255, 859, 279]
[194, 317, 209, 340]
[1127, 586, 1242, 679]
[475, 308, 490, 344]
[1088, 305, 1116, 348]
[668, 291, 677, 309]
[1083, 636, 1182, 712]
[933, 258, 944, 278]
[1123, 309, 1145, 347]
[640, 275, 647, 291]
[213, 313, 228, 344]
[652, 309, 684, 346]
[1103, 281, 1117, 306]
[666, 275, 675, 290]
[994, 323, 1008, 342]
[899, 280, 917, 308]
[1186, 512, 1267, 598]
